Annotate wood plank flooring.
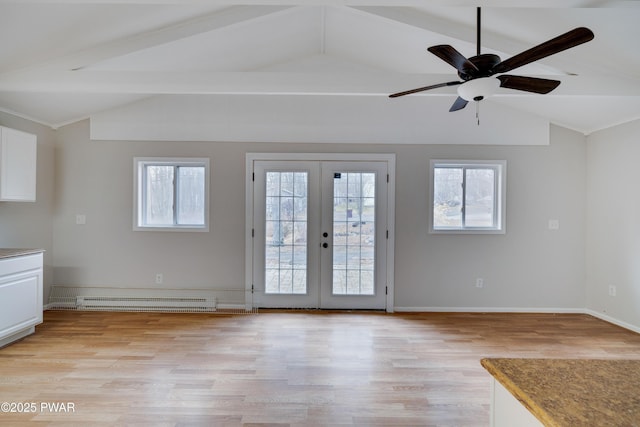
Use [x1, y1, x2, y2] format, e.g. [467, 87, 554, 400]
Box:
[1, 311, 640, 426]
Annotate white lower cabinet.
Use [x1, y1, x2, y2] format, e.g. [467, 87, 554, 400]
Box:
[0, 252, 43, 348]
[490, 378, 543, 427]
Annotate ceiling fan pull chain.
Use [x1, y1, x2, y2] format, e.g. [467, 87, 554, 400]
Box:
[476, 102, 480, 125]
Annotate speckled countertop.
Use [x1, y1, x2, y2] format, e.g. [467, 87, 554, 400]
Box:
[481, 358, 640, 426]
[0, 248, 44, 259]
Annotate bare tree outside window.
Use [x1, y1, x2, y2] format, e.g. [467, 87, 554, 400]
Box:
[145, 165, 174, 225]
[177, 166, 205, 225]
[265, 171, 308, 294]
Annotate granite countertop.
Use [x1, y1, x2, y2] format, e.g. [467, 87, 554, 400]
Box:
[481, 358, 640, 426]
[0, 248, 45, 259]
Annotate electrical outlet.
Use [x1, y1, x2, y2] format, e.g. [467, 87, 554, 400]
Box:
[476, 278, 484, 288]
[75, 214, 86, 225]
[155, 273, 163, 285]
[608, 285, 617, 297]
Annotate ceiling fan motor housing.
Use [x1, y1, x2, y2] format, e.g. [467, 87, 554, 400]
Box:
[458, 53, 502, 80]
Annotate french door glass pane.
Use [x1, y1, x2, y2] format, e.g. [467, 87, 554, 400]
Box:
[465, 168, 496, 227]
[332, 172, 375, 295]
[433, 167, 463, 228]
[265, 171, 308, 294]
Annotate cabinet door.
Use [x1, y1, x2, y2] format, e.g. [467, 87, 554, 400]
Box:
[0, 126, 37, 202]
[0, 253, 44, 347]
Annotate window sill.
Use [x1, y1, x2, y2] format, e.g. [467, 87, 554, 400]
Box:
[430, 228, 505, 235]
[134, 225, 209, 232]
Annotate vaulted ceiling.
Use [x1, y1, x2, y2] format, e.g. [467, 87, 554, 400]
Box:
[1, 0, 639, 135]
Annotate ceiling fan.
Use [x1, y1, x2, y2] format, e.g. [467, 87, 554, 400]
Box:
[389, 8, 594, 112]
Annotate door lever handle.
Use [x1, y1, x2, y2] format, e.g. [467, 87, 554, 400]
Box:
[322, 242, 329, 248]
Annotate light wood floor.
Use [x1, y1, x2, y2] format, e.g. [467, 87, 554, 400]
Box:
[2, 311, 640, 426]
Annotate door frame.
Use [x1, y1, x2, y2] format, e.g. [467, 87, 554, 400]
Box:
[245, 153, 396, 313]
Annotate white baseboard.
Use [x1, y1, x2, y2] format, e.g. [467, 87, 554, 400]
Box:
[394, 306, 640, 334]
[584, 309, 640, 334]
[0, 326, 35, 349]
[394, 306, 585, 314]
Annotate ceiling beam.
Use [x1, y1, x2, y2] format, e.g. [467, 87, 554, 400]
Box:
[10, 5, 294, 73]
[0, 0, 636, 7]
[0, 70, 636, 97]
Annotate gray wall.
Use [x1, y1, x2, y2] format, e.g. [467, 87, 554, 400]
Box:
[587, 119, 640, 329]
[395, 125, 586, 310]
[7, 109, 640, 329]
[52, 120, 588, 312]
[0, 112, 56, 301]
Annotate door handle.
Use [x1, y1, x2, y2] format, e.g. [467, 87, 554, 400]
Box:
[322, 242, 329, 248]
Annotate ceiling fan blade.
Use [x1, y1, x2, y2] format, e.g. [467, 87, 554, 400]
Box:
[389, 81, 461, 98]
[497, 75, 561, 94]
[449, 97, 469, 112]
[491, 27, 594, 74]
[428, 45, 480, 76]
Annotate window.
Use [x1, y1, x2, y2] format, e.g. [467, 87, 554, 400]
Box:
[430, 160, 506, 234]
[134, 157, 209, 231]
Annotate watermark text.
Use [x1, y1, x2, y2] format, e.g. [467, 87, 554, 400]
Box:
[1, 402, 76, 413]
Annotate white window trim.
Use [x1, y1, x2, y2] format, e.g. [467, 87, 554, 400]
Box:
[429, 159, 506, 235]
[133, 157, 210, 232]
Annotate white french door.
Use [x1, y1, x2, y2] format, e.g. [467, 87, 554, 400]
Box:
[319, 161, 387, 309]
[253, 161, 320, 309]
[249, 156, 392, 310]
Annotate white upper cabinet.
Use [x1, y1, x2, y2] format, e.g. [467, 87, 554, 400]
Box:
[0, 126, 37, 202]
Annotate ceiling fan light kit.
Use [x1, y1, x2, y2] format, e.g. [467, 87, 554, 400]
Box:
[457, 77, 500, 102]
[389, 7, 594, 117]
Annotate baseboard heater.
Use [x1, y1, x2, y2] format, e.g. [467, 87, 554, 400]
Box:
[47, 286, 253, 313]
[75, 296, 216, 312]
